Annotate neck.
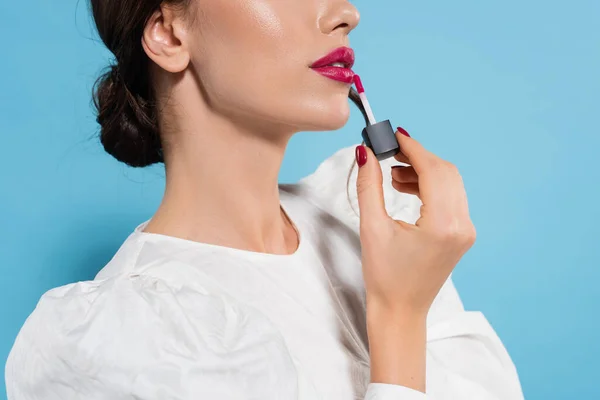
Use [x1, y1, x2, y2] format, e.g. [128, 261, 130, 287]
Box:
[144, 78, 299, 255]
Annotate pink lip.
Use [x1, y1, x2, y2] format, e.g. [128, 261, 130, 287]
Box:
[310, 46, 355, 84]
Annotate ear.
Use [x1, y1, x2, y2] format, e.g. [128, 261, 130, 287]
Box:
[141, 4, 190, 73]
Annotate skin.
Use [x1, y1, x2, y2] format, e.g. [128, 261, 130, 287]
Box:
[357, 136, 476, 391]
[140, 0, 476, 393]
[141, 0, 359, 255]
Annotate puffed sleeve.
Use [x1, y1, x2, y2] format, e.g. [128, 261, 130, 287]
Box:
[299, 144, 524, 399]
[5, 273, 298, 400]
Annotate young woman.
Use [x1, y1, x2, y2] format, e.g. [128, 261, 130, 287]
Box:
[6, 0, 524, 399]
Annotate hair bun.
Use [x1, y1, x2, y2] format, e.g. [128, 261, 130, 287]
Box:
[93, 64, 163, 168]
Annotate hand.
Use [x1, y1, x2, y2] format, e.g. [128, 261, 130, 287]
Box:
[355, 129, 476, 317]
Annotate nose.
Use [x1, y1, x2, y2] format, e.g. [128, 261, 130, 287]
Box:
[318, 0, 360, 36]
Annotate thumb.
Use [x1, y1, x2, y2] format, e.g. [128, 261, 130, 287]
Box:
[355, 145, 389, 224]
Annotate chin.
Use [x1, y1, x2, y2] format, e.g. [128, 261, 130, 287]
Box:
[300, 98, 351, 132]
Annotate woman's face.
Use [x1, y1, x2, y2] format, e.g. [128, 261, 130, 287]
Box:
[185, 0, 360, 134]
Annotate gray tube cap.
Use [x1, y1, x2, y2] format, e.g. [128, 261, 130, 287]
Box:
[361, 119, 400, 161]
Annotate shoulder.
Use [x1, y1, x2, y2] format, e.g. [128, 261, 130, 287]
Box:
[6, 273, 297, 399]
[284, 144, 422, 226]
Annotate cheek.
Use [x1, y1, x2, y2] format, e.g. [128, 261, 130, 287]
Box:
[190, 0, 351, 130]
[195, 0, 294, 72]
[200, 56, 352, 131]
[192, 2, 296, 104]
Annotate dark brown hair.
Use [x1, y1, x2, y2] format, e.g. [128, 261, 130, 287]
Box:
[90, 0, 368, 168]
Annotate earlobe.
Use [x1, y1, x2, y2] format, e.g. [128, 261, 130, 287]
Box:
[141, 8, 190, 74]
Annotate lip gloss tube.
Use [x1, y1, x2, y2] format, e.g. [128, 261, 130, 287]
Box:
[353, 75, 400, 161]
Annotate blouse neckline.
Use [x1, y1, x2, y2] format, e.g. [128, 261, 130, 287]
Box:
[131, 192, 309, 263]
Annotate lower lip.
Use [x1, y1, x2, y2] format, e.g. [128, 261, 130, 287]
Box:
[310, 66, 355, 84]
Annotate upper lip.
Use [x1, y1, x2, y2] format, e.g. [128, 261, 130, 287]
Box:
[310, 46, 355, 69]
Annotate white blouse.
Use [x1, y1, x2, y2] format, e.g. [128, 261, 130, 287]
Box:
[5, 145, 524, 400]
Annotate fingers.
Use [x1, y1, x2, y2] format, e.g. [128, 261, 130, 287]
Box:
[391, 165, 420, 196]
[393, 128, 438, 175]
[391, 180, 420, 197]
[391, 165, 418, 183]
[393, 150, 411, 165]
[355, 145, 390, 226]
[390, 127, 472, 235]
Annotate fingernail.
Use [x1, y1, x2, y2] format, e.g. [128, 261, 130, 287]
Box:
[355, 145, 367, 167]
[397, 126, 411, 137]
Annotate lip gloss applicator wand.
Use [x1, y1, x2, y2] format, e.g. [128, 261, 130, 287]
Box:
[353, 74, 400, 161]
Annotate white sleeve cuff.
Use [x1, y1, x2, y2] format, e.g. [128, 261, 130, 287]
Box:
[364, 383, 427, 400]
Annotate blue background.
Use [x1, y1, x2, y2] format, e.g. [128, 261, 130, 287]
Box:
[1, 0, 598, 398]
